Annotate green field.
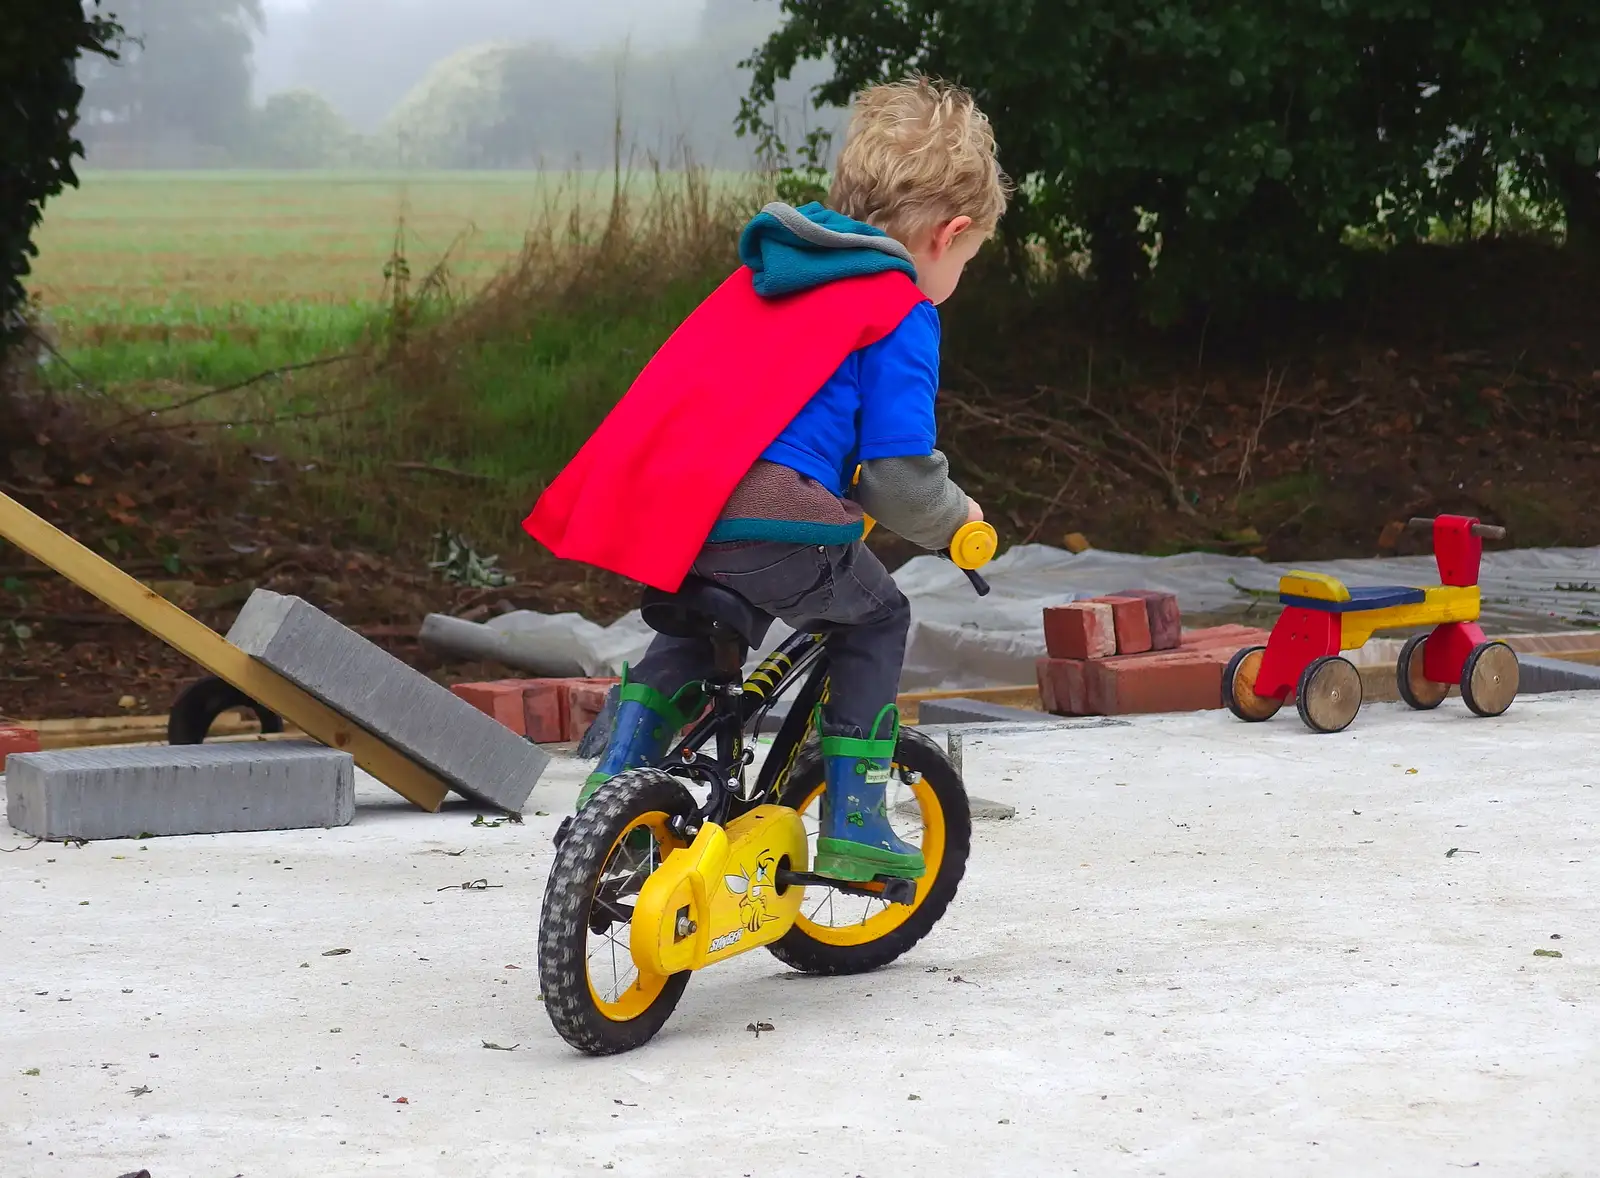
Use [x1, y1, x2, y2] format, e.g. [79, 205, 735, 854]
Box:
[31, 170, 646, 306]
[28, 170, 731, 385]
[26, 169, 751, 543]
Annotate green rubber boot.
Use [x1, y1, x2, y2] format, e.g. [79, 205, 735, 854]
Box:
[576, 669, 703, 811]
[814, 704, 924, 883]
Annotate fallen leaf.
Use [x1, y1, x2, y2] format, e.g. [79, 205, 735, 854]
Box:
[117, 695, 137, 710]
[322, 948, 351, 957]
[908, 1093, 922, 1101]
[129, 1085, 151, 1097]
[75, 473, 94, 486]
[23, 1068, 39, 1076]
[1063, 532, 1092, 554]
[1533, 949, 1563, 958]
[394, 1097, 409, 1104]
[481, 1041, 519, 1051]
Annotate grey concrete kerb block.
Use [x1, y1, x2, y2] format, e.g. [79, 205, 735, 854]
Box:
[1516, 655, 1600, 696]
[916, 698, 1068, 727]
[227, 590, 549, 812]
[5, 741, 354, 841]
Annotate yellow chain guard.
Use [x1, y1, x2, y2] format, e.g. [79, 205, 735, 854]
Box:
[630, 805, 809, 975]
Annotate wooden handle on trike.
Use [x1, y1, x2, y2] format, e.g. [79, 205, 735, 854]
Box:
[1407, 517, 1506, 540]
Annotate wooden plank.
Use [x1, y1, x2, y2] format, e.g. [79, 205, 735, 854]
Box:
[0, 492, 449, 811]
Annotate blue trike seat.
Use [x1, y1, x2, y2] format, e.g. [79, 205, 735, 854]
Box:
[1279, 585, 1428, 614]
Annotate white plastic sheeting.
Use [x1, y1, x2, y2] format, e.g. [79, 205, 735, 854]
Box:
[419, 544, 1600, 692]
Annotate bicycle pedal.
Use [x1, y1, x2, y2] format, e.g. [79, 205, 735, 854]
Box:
[875, 876, 918, 906]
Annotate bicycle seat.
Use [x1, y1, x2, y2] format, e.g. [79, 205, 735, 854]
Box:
[640, 577, 773, 649]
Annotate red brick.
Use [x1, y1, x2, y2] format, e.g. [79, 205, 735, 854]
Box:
[1114, 589, 1181, 650]
[1179, 625, 1273, 652]
[1036, 658, 1089, 716]
[0, 724, 41, 772]
[1091, 596, 1153, 655]
[450, 680, 542, 736]
[566, 679, 620, 745]
[1085, 649, 1232, 715]
[1044, 601, 1116, 660]
[522, 682, 568, 744]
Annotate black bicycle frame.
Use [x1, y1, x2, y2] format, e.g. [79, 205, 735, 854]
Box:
[659, 629, 831, 828]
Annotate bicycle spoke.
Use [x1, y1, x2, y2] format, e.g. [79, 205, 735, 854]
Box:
[586, 823, 656, 1004]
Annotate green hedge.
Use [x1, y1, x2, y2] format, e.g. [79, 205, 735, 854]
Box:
[741, 0, 1600, 319]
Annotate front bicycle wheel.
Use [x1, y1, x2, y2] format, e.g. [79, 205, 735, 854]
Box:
[768, 728, 971, 976]
[537, 770, 696, 1055]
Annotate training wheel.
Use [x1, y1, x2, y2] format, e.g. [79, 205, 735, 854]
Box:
[1461, 641, 1518, 717]
[1295, 655, 1362, 734]
[1223, 645, 1283, 722]
[1395, 634, 1449, 711]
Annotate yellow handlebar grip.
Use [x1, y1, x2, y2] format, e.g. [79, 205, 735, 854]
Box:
[852, 466, 877, 538]
[950, 521, 998, 570]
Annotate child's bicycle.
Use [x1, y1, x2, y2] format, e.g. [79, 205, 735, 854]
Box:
[537, 522, 998, 1055]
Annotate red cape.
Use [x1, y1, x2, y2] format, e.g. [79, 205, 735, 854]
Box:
[523, 267, 927, 591]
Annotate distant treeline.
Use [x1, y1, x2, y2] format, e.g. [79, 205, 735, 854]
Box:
[76, 0, 831, 170]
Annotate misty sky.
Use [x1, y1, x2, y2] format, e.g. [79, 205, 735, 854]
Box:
[253, 0, 740, 128]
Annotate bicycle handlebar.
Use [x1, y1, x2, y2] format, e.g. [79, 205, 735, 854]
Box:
[942, 520, 997, 597]
[1407, 516, 1507, 540]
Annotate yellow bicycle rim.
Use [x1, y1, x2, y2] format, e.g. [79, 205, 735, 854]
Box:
[586, 810, 681, 1022]
[792, 772, 946, 947]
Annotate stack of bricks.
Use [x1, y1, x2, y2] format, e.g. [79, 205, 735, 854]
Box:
[450, 678, 619, 745]
[1036, 591, 1270, 716]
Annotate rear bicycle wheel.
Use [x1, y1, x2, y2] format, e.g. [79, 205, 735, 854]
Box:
[768, 728, 971, 976]
[537, 770, 696, 1055]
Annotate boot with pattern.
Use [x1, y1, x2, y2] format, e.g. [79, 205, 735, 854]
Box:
[813, 704, 924, 882]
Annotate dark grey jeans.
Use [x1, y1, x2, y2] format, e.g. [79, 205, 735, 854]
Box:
[631, 540, 910, 738]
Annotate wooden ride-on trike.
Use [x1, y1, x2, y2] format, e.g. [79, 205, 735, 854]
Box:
[1223, 515, 1520, 734]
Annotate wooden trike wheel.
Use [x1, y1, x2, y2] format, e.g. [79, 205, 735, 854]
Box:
[1461, 641, 1519, 718]
[1295, 656, 1362, 734]
[1223, 645, 1283, 722]
[1395, 634, 1449, 711]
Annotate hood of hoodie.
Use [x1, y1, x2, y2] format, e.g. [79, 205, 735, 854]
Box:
[738, 201, 917, 298]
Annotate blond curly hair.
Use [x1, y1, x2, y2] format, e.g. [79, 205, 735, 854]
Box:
[829, 76, 1012, 245]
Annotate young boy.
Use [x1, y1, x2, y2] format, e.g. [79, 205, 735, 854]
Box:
[526, 77, 1010, 883]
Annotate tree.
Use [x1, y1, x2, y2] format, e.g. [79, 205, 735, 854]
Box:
[1424, 0, 1600, 253]
[252, 90, 359, 169]
[740, 0, 1600, 317]
[1, 1, 123, 354]
[78, 0, 262, 162]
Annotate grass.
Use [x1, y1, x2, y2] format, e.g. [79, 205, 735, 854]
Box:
[27, 167, 763, 549]
[30, 170, 730, 305]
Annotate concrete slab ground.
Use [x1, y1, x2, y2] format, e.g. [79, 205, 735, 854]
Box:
[3, 694, 1598, 1177]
